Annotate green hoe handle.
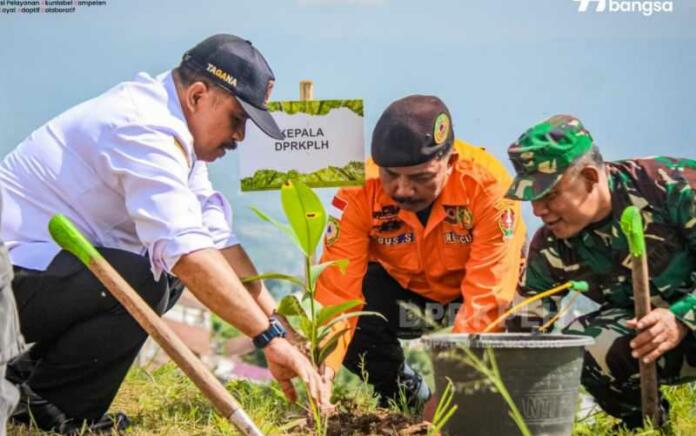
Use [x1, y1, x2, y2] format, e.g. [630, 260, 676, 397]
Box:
[48, 214, 102, 265]
[620, 206, 646, 257]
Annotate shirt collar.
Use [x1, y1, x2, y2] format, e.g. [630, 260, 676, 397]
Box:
[159, 70, 195, 162]
[572, 162, 629, 247]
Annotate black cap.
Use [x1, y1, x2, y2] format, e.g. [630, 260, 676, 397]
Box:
[371, 95, 454, 167]
[182, 34, 283, 140]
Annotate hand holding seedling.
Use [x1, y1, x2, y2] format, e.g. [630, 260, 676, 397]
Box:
[264, 337, 330, 407]
[247, 179, 384, 432]
[628, 308, 688, 364]
[320, 365, 335, 382]
[319, 365, 336, 406]
[319, 366, 336, 412]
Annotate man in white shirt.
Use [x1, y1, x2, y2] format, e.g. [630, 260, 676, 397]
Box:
[0, 34, 326, 434]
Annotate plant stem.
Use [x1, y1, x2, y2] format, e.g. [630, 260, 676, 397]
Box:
[305, 254, 318, 366]
[485, 348, 531, 436]
[456, 346, 532, 436]
[303, 253, 327, 436]
[303, 381, 327, 436]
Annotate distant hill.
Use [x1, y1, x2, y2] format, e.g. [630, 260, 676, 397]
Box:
[241, 161, 365, 191]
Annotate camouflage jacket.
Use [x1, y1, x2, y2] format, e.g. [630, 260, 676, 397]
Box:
[517, 157, 696, 331]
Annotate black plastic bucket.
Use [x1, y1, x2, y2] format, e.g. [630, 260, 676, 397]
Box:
[422, 333, 594, 436]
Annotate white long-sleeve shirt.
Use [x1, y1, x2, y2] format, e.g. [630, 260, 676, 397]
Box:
[0, 70, 238, 280]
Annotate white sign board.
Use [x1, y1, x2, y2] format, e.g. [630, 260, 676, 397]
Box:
[240, 100, 365, 191]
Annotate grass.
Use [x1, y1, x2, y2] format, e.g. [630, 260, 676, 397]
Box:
[8, 364, 292, 435]
[573, 385, 696, 436]
[7, 362, 391, 435]
[8, 363, 696, 435]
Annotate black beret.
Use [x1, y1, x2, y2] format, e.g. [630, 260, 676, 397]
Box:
[371, 95, 454, 167]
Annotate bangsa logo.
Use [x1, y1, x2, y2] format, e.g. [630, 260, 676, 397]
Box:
[573, 0, 674, 16]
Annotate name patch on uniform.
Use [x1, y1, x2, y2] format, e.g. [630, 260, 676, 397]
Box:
[443, 205, 473, 229]
[444, 231, 473, 245]
[374, 232, 414, 246]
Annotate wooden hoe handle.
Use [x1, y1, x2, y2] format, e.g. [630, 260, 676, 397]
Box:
[620, 206, 660, 426]
[48, 214, 263, 436]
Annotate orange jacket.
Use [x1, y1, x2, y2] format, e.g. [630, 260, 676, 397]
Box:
[316, 140, 526, 371]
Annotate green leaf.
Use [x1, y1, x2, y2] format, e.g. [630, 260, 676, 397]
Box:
[323, 310, 386, 332]
[240, 273, 304, 288]
[280, 179, 327, 257]
[300, 293, 322, 317]
[316, 328, 351, 366]
[298, 317, 314, 339]
[309, 259, 349, 290]
[432, 377, 456, 428]
[316, 325, 333, 344]
[284, 315, 308, 341]
[277, 295, 308, 319]
[250, 207, 305, 255]
[316, 299, 362, 327]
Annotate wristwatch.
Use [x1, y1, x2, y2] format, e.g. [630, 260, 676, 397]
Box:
[252, 315, 287, 349]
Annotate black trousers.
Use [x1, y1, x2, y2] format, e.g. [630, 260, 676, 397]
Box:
[7, 248, 183, 421]
[343, 262, 461, 401]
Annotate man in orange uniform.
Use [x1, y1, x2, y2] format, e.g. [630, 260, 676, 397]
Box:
[316, 95, 526, 407]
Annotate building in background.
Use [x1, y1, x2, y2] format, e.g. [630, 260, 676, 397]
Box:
[136, 290, 271, 382]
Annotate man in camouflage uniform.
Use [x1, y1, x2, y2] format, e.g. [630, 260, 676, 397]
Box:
[506, 114, 696, 429]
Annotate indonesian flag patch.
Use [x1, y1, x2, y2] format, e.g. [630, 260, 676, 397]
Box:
[330, 193, 348, 218]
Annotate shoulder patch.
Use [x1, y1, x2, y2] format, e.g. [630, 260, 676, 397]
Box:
[325, 216, 341, 246]
[499, 207, 516, 240]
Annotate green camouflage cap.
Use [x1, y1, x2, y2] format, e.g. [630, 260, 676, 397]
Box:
[505, 114, 594, 201]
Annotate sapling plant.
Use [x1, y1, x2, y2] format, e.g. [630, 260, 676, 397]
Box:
[427, 377, 458, 436]
[242, 179, 382, 435]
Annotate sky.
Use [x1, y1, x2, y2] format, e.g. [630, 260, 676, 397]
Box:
[1, 0, 695, 276]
